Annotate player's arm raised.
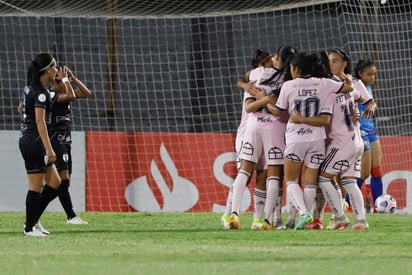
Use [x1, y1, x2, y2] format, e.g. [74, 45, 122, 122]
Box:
[55, 66, 76, 103]
[68, 68, 92, 98]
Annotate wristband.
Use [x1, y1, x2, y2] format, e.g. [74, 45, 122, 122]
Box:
[61, 77, 69, 84]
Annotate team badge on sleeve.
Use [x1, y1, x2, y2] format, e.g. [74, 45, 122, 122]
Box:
[38, 94, 46, 102]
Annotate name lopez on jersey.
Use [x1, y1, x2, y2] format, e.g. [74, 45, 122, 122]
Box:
[298, 89, 317, 96]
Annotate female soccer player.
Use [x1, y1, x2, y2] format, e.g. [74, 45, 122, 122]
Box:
[301, 50, 375, 230]
[305, 49, 376, 230]
[229, 46, 296, 230]
[19, 53, 66, 236]
[43, 66, 91, 225]
[221, 49, 270, 230]
[328, 50, 376, 229]
[266, 51, 354, 230]
[354, 59, 383, 210]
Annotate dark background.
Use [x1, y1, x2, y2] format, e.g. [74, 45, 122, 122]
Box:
[0, 0, 411, 135]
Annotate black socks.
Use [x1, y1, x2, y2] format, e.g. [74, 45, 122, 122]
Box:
[58, 179, 76, 220]
[25, 190, 41, 232]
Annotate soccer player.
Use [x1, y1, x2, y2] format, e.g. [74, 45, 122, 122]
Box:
[18, 53, 64, 237]
[229, 47, 292, 230]
[220, 49, 270, 230]
[266, 51, 354, 230]
[354, 59, 383, 211]
[42, 66, 91, 225]
[305, 49, 376, 230]
[251, 46, 299, 230]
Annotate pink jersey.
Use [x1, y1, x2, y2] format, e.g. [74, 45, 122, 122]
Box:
[320, 77, 371, 177]
[353, 78, 372, 104]
[235, 93, 249, 169]
[249, 67, 283, 96]
[236, 92, 249, 142]
[276, 77, 343, 143]
[237, 66, 284, 139]
[238, 66, 287, 167]
[327, 79, 372, 147]
[321, 89, 364, 177]
[246, 67, 288, 129]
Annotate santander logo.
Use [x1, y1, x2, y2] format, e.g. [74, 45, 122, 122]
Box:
[125, 143, 199, 212]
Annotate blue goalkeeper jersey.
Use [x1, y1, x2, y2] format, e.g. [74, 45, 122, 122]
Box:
[358, 85, 376, 132]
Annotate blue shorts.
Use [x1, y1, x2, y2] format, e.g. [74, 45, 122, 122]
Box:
[360, 128, 379, 152]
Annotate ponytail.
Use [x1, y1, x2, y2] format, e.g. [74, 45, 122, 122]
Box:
[26, 53, 55, 86]
[354, 59, 375, 79]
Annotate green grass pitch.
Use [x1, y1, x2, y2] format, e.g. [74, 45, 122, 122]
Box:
[1, 212, 411, 275]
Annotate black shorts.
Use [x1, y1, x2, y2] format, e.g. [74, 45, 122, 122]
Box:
[51, 136, 72, 173]
[19, 140, 47, 174]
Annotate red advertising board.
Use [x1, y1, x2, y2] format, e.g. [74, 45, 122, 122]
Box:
[86, 132, 411, 212]
[86, 132, 239, 212]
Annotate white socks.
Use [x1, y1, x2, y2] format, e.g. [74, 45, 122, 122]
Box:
[230, 170, 251, 215]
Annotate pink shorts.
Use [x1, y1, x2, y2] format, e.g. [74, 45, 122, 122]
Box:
[321, 140, 363, 178]
[284, 140, 325, 169]
[240, 121, 285, 168]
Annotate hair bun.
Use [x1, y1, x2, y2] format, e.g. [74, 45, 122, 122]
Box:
[251, 48, 271, 68]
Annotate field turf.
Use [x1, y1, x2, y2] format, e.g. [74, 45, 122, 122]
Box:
[0, 212, 411, 275]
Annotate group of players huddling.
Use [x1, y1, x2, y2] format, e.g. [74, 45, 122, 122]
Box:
[220, 46, 378, 231]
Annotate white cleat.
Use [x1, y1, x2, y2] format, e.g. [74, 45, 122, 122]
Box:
[67, 216, 89, 225]
[351, 222, 369, 231]
[35, 222, 50, 235]
[23, 227, 48, 237]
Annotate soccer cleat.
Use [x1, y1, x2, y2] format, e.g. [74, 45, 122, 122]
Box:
[345, 206, 353, 213]
[220, 214, 231, 230]
[35, 222, 50, 235]
[261, 219, 275, 231]
[229, 213, 240, 229]
[327, 217, 333, 229]
[285, 221, 295, 229]
[351, 222, 369, 231]
[294, 211, 313, 230]
[251, 218, 264, 230]
[275, 221, 287, 230]
[67, 216, 89, 225]
[305, 219, 323, 230]
[326, 215, 350, 230]
[24, 222, 50, 235]
[23, 227, 48, 237]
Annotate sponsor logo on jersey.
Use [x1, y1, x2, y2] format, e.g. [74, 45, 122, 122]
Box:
[297, 127, 313, 135]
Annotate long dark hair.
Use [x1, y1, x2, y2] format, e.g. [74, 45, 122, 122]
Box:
[354, 59, 375, 79]
[317, 50, 332, 78]
[251, 48, 271, 68]
[260, 45, 298, 84]
[290, 51, 325, 78]
[26, 53, 55, 86]
[277, 45, 298, 64]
